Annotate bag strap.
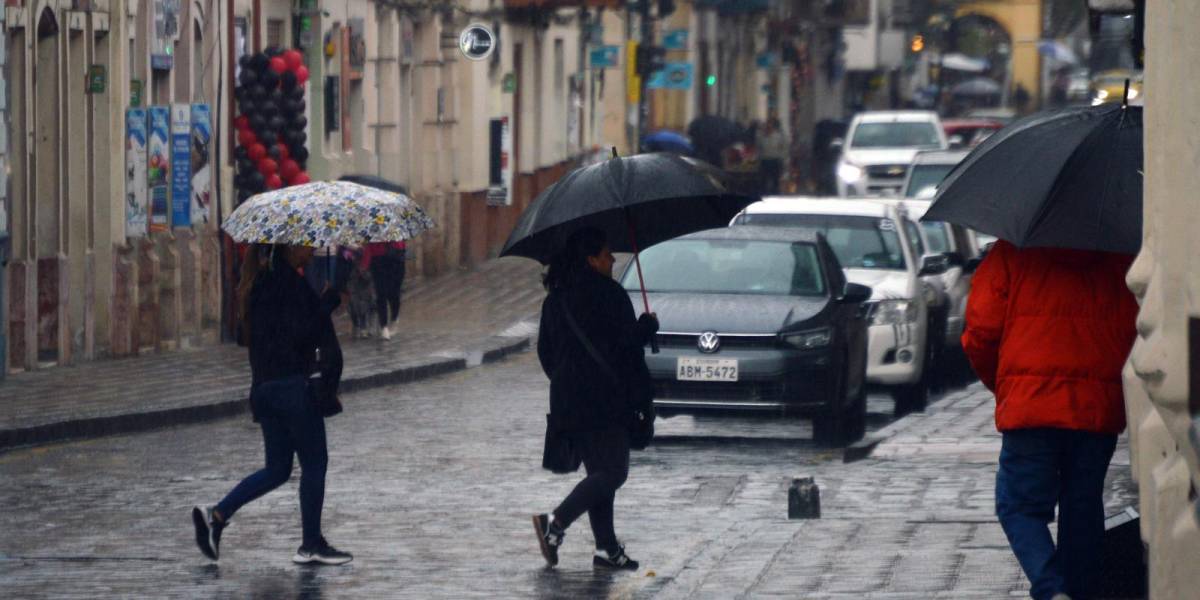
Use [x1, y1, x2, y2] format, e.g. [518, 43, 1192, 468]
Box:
[558, 295, 621, 386]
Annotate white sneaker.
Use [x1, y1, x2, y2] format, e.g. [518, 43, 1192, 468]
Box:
[1051, 594, 1073, 600]
[381, 326, 392, 340]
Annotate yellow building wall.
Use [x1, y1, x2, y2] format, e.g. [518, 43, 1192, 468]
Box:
[957, 0, 1043, 105]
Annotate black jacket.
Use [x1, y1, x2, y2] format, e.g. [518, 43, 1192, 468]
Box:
[246, 263, 342, 419]
[537, 270, 655, 433]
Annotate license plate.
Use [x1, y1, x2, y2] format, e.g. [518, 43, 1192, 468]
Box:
[676, 357, 739, 382]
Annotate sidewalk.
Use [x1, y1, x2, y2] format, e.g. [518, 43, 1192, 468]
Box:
[0, 258, 545, 450]
[644, 384, 1138, 599]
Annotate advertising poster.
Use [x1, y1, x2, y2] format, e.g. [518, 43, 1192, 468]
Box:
[125, 108, 149, 237]
[170, 104, 191, 227]
[147, 106, 170, 232]
[189, 104, 212, 226]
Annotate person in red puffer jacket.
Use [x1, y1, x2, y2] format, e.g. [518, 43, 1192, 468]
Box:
[963, 239, 1137, 600]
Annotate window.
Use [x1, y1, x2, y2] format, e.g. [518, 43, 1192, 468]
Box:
[735, 213, 907, 270]
[850, 122, 942, 149]
[621, 240, 826, 297]
[904, 164, 955, 198]
[903, 220, 925, 258]
[267, 19, 284, 49]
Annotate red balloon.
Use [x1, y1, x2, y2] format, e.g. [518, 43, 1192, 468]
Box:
[279, 159, 301, 180]
[269, 57, 287, 74]
[234, 115, 250, 130]
[276, 143, 290, 160]
[283, 49, 304, 72]
[247, 143, 267, 162]
[295, 66, 310, 85]
[290, 172, 311, 186]
[266, 174, 284, 190]
[238, 129, 258, 147]
[257, 158, 279, 176]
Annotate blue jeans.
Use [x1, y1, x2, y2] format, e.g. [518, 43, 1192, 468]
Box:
[217, 376, 328, 546]
[996, 428, 1117, 600]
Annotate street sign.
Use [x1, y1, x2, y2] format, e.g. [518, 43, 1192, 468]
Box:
[459, 24, 495, 61]
[663, 29, 688, 50]
[502, 72, 517, 93]
[589, 45, 619, 69]
[756, 52, 776, 69]
[647, 62, 693, 90]
[86, 65, 106, 94]
[131, 80, 143, 107]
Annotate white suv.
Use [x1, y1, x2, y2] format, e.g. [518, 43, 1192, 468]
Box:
[835, 111, 948, 197]
[733, 197, 947, 413]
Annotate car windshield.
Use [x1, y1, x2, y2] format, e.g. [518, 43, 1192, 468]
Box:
[621, 239, 825, 296]
[904, 164, 956, 197]
[850, 122, 942, 149]
[921, 222, 951, 255]
[734, 214, 907, 270]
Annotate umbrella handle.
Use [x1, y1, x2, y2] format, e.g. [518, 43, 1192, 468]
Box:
[625, 213, 659, 355]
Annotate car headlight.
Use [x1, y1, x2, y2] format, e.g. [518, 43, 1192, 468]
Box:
[1127, 87, 1140, 100]
[870, 300, 918, 326]
[837, 162, 865, 183]
[1096, 89, 1110, 100]
[781, 328, 832, 349]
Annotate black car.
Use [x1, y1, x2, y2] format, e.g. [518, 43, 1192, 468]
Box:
[619, 226, 872, 445]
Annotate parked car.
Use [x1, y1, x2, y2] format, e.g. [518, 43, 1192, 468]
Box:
[962, 107, 1016, 125]
[902, 150, 970, 199]
[878, 199, 983, 354]
[941, 119, 1004, 149]
[732, 198, 947, 413]
[834, 111, 948, 197]
[618, 226, 872, 445]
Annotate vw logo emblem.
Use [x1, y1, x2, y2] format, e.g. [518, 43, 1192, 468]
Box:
[697, 332, 721, 354]
[459, 24, 496, 61]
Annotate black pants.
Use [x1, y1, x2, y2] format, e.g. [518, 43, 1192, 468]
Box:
[554, 427, 630, 552]
[761, 159, 783, 195]
[370, 256, 406, 328]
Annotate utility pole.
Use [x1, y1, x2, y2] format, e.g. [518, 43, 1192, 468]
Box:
[637, 0, 652, 151]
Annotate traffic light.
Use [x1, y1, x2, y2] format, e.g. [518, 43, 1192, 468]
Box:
[636, 45, 667, 78]
[658, 0, 676, 17]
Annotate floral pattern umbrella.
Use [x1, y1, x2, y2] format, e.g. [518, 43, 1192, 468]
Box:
[222, 181, 435, 246]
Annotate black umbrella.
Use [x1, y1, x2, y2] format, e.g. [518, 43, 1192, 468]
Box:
[923, 101, 1142, 255]
[501, 152, 756, 350]
[338, 174, 409, 195]
[687, 115, 744, 166]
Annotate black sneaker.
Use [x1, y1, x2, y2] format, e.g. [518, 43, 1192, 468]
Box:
[191, 505, 225, 561]
[292, 537, 353, 565]
[532, 514, 564, 567]
[593, 545, 639, 571]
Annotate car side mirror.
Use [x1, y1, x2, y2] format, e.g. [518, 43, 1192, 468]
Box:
[840, 282, 872, 304]
[965, 257, 983, 274]
[919, 254, 951, 276]
[947, 134, 965, 148]
[944, 251, 966, 267]
[829, 137, 844, 151]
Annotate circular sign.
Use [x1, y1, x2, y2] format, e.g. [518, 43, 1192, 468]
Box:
[459, 24, 496, 61]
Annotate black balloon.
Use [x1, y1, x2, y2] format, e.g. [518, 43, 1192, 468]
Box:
[249, 171, 266, 188]
[259, 131, 278, 147]
[251, 53, 270, 73]
[269, 89, 285, 104]
[238, 69, 258, 86]
[249, 114, 267, 130]
[289, 86, 306, 100]
[238, 55, 253, 70]
[234, 145, 248, 160]
[291, 116, 308, 129]
[291, 146, 309, 163]
[269, 115, 287, 130]
[252, 84, 271, 100]
[235, 86, 250, 102]
[260, 70, 280, 89]
[281, 71, 298, 91]
[236, 157, 254, 173]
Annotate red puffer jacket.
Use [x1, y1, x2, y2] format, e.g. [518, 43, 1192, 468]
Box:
[962, 240, 1137, 434]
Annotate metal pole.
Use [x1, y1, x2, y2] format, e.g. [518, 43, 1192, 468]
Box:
[637, 0, 652, 151]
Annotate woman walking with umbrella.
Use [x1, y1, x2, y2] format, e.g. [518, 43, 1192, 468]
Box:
[192, 243, 352, 565]
[192, 181, 434, 564]
[531, 228, 658, 570]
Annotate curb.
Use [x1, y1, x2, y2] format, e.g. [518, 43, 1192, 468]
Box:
[0, 334, 533, 452]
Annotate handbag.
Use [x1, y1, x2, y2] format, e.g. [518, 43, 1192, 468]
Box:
[306, 376, 344, 418]
[559, 297, 655, 450]
[542, 414, 582, 474]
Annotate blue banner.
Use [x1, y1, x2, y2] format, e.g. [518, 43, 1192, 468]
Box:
[663, 29, 689, 50]
[190, 104, 212, 226]
[646, 62, 694, 90]
[589, 45, 619, 69]
[170, 104, 191, 227]
[147, 106, 170, 232]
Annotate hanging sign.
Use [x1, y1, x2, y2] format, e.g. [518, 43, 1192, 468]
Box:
[147, 106, 170, 232]
[590, 45, 620, 69]
[170, 104, 191, 227]
[459, 24, 495, 61]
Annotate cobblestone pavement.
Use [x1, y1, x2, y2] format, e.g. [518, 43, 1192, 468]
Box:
[0, 258, 545, 447]
[0, 351, 1134, 599]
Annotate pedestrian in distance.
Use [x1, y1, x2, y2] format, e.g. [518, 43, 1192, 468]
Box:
[962, 240, 1137, 600]
[532, 227, 658, 571]
[364, 241, 407, 341]
[757, 117, 789, 196]
[342, 246, 376, 339]
[191, 243, 353, 566]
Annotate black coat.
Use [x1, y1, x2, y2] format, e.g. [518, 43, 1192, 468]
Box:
[247, 263, 343, 420]
[537, 269, 655, 433]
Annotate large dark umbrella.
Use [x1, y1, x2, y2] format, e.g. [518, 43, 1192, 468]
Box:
[687, 115, 744, 166]
[924, 101, 1142, 255]
[949, 77, 1002, 98]
[501, 152, 756, 350]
